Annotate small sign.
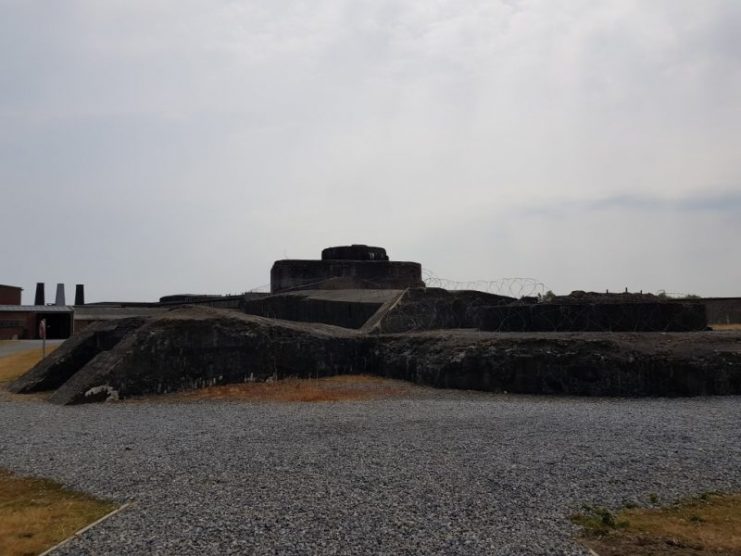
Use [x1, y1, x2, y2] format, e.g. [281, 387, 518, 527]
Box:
[39, 318, 47, 358]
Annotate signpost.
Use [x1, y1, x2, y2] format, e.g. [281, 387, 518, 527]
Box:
[39, 318, 47, 358]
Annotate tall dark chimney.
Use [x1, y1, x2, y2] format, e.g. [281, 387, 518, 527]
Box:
[34, 283, 45, 306]
[75, 284, 85, 306]
[55, 283, 66, 306]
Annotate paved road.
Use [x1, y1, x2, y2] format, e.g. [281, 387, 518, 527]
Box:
[0, 339, 65, 357]
[0, 393, 739, 555]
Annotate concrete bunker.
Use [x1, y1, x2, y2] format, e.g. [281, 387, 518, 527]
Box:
[8, 245, 738, 405]
[270, 245, 424, 293]
[8, 306, 741, 404]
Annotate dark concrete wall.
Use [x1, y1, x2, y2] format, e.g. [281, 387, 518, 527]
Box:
[158, 293, 268, 309]
[374, 288, 514, 333]
[159, 294, 225, 304]
[271, 260, 424, 293]
[241, 295, 383, 329]
[374, 332, 741, 397]
[704, 298, 741, 325]
[37, 314, 369, 404]
[9, 317, 146, 393]
[480, 302, 707, 332]
[13, 309, 741, 403]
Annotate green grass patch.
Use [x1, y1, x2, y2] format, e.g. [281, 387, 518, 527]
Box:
[572, 492, 741, 555]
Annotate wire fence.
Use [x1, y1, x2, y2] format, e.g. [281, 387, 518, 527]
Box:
[655, 290, 699, 299]
[422, 269, 546, 298]
[247, 284, 271, 293]
[246, 274, 547, 298]
[246, 276, 696, 302]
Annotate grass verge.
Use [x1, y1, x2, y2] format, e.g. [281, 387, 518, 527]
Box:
[572, 493, 741, 555]
[0, 347, 58, 384]
[156, 374, 413, 403]
[710, 323, 741, 331]
[0, 469, 118, 556]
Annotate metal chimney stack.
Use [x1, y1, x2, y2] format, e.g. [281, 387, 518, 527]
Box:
[55, 283, 66, 306]
[74, 284, 85, 306]
[34, 282, 45, 306]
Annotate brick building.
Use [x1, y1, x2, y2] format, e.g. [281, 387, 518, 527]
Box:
[0, 284, 22, 305]
[0, 283, 73, 340]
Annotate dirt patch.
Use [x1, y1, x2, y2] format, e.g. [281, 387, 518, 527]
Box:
[573, 493, 741, 555]
[0, 347, 59, 384]
[146, 375, 417, 403]
[711, 323, 741, 331]
[0, 469, 117, 556]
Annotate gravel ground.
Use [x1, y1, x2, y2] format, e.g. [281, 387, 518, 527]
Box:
[0, 391, 740, 555]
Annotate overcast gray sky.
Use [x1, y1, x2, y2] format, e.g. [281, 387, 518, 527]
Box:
[1, 0, 740, 302]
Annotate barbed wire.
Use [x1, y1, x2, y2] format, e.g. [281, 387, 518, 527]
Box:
[654, 290, 698, 299]
[246, 274, 547, 298]
[247, 277, 694, 301]
[246, 284, 271, 293]
[422, 269, 546, 298]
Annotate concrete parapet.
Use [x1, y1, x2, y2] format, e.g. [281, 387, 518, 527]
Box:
[322, 245, 388, 261]
[704, 297, 741, 325]
[241, 289, 395, 329]
[271, 259, 424, 293]
[480, 301, 707, 332]
[371, 288, 514, 333]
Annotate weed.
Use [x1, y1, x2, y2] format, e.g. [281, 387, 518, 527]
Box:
[573, 492, 741, 555]
[570, 507, 626, 537]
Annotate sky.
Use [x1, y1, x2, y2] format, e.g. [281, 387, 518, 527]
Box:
[1, 0, 740, 302]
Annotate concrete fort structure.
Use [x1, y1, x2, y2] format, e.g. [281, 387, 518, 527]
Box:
[270, 245, 424, 293]
[9, 244, 741, 404]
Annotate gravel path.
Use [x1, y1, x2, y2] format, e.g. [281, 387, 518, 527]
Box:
[1, 392, 740, 555]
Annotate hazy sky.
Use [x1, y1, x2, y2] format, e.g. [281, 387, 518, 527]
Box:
[2, 0, 740, 302]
